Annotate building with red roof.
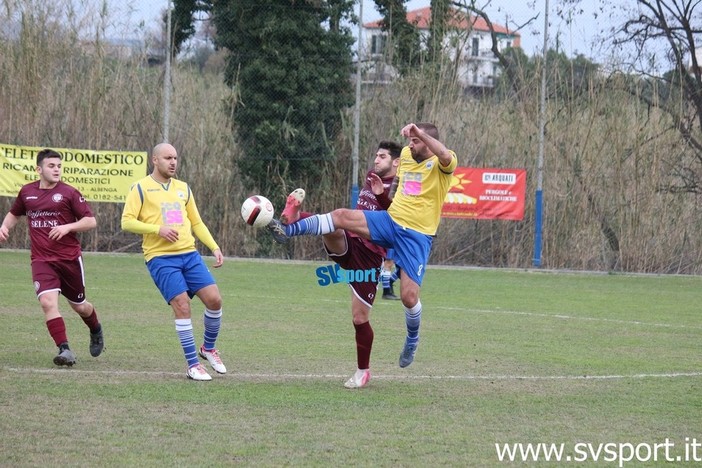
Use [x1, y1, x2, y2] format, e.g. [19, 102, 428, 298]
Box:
[362, 6, 520, 88]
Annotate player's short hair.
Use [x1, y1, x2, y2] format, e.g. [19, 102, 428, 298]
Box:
[416, 122, 439, 140]
[377, 140, 403, 159]
[37, 149, 61, 166]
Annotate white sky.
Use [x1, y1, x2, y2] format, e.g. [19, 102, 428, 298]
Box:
[125, 0, 642, 64]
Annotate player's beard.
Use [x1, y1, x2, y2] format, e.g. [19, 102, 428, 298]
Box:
[374, 166, 389, 178]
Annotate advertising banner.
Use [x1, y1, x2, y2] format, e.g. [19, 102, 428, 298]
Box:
[0, 143, 147, 203]
[442, 167, 526, 220]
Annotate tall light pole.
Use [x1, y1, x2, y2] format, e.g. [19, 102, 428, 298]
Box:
[533, 0, 548, 267]
[163, 1, 172, 143]
[350, 0, 364, 208]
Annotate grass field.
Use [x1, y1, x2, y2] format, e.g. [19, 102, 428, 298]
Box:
[0, 250, 700, 467]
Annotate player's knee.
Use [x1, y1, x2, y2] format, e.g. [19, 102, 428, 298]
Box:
[206, 296, 222, 311]
[401, 290, 419, 308]
[170, 295, 191, 318]
[70, 301, 92, 316]
[332, 208, 357, 225]
[352, 311, 369, 325]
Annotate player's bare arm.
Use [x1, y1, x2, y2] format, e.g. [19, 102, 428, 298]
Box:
[48, 216, 97, 241]
[0, 213, 19, 242]
[401, 123, 453, 166]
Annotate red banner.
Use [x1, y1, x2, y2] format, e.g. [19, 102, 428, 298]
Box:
[441, 167, 526, 220]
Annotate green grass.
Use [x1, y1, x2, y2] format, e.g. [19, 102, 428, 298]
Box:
[0, 250, 700, 466]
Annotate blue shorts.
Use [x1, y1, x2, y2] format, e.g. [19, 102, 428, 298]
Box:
[146, 251, 216, 304]
[363, 210, 433, 286]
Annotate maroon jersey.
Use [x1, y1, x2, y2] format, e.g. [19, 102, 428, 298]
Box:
[355, 170, 394, 212]
[10, 181, 93, 262]
[349, 170, 395, 257]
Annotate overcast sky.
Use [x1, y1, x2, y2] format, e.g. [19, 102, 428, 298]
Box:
[129, 0, 613, 56]
[126, 0, 660, 67]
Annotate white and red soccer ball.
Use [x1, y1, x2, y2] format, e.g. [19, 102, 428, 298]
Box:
[241, 195, 274, 228]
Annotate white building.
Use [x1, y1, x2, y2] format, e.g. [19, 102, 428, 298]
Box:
[362, 6, 521, 88]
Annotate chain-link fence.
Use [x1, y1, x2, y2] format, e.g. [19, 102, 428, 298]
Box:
[0, 0, 701, 273]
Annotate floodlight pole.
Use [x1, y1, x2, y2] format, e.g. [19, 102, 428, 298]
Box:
[533, 0, 548, 267]
[350, 0, 363, 208]
[163, 1, 173, 143]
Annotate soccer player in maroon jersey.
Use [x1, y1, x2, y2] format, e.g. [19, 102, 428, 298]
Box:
[0, 149, 104, 366]
[279, 140, 402, 388]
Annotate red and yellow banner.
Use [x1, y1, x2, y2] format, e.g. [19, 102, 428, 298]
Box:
[442, 167, 526, 220]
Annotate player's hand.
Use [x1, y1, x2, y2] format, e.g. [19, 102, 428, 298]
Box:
[368, 172, 384, 195]
[401, 123, 418, 138]
[158, 226, 179, 242]
[48, 225, 71, 241]
[212, 249, 224, 268]
[0, 225, 8, 242]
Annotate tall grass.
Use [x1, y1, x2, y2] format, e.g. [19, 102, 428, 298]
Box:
[0, 1, 700, 273]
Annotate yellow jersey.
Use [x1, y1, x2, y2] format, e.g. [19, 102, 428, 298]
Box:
[387, 146, 457, 235]
[121, 175, 219, 262]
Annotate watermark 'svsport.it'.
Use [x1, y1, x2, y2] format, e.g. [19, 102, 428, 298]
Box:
[495, 438, 701, 467]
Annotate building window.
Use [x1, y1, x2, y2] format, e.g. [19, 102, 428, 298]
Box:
[471, 37, 479, 57]
[371, 34, 386, 55]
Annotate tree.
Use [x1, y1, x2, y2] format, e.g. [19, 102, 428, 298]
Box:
[168, 0, 211, 57]
[373, 0, 422, 74]
[610, 0, 702, 194]
[428, 0, 450, 63]
[169, 0, 355, 197]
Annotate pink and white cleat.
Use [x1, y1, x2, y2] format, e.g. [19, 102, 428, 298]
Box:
[280, 188, 305, 225]
[186, 362, 212, 381]
[344, 369, 371, 389]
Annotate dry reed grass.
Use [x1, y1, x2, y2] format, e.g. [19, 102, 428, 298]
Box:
[0, 1, 699, 273]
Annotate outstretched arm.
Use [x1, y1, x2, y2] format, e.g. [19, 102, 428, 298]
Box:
[401, 123, 453, 167]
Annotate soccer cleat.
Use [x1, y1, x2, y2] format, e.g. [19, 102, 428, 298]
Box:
[280, 188, 305, 225]
[399, 338, 419, 368]
[267, 218, 289, 244]
[199, 346, 227, 374]
[89, 329, 104, 357]
[344, 369, 371, 389]
[53, 348, 76, 367]
[186, 363, 212, 381]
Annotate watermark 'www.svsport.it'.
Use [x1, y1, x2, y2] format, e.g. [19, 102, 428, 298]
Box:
[495, 438, 701, 467]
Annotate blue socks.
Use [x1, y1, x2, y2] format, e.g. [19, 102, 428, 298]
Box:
[202, 308, 222, 351]
[175, 318, 199, 368]
[286, 213, 335, 236]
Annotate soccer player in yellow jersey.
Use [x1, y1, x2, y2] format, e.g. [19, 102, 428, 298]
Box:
[121, 143, 226, 381]
[270, 123, 457, 368]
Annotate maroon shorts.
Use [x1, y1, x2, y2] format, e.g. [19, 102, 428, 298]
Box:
[325, 231, 384, 307]
[31, 257, 87, 303]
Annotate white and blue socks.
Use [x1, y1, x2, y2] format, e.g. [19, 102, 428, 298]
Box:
[286, 213, 335, 236]
[381, 269, 392, 289]
[404, 300, 422, 346]
[175, 318, 199, 368]
[202, 308, 222, 351]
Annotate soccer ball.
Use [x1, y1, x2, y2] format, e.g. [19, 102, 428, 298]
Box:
[241, 195, 275, 228]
